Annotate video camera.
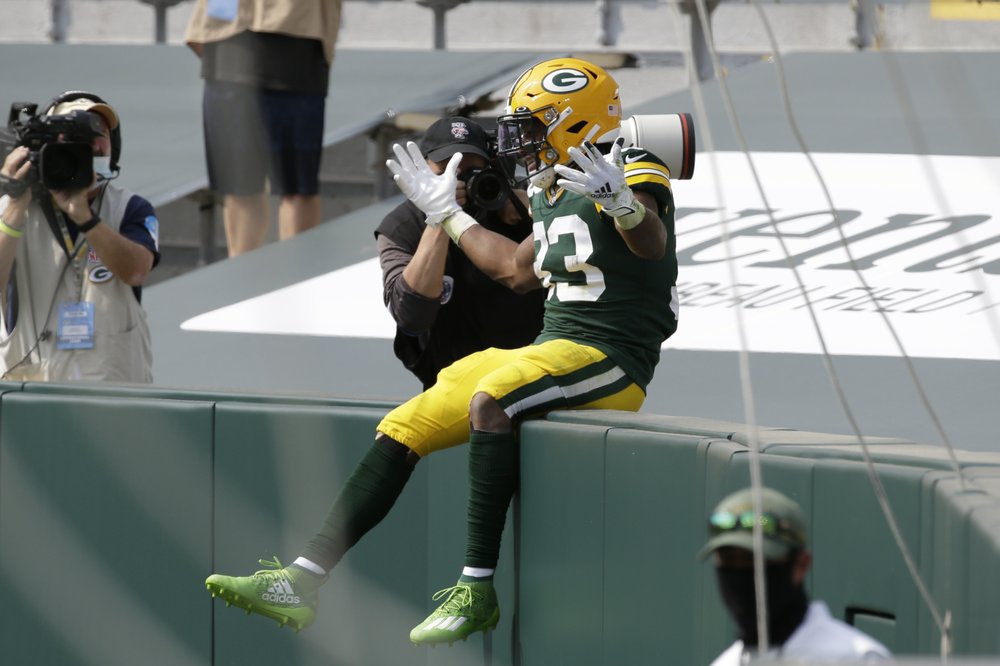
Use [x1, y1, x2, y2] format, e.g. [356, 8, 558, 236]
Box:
[458, 168, 510, 214]
[0, 101, 102, 196]
[449, 127, 510, 213]
[618, 113, 696, 181]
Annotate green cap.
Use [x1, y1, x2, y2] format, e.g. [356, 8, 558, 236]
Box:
[697, 487, 808, 561]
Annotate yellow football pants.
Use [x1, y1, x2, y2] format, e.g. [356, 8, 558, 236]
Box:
[377, 339, 645, 457]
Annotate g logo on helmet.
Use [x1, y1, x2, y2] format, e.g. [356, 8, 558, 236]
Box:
[542, 69, 589, 94]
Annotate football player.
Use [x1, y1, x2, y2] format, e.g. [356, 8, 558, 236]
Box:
[204, 56, 679, 646]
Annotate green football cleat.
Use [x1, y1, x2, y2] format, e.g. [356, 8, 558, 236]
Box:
[409, 580, 500, 646]
[205, 557, 327, 632]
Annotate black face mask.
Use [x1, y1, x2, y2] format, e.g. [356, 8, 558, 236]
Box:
[715, 557, 809, 647]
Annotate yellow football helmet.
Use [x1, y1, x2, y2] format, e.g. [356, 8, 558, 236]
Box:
[496, 57, 622, 183]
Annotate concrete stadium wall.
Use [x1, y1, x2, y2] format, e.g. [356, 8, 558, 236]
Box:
[5, 0, 1000, 52]
[0, 381, 997, 664]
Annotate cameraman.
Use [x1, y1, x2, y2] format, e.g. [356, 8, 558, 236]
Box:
[0, 93, 160, 382]
[375, 116, 544, 389]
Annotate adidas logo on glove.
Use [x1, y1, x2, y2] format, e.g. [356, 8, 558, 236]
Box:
[593, 182, 614, 198]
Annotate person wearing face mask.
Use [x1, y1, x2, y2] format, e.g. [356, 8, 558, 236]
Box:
[374, 116, 544, 389]
[0, 92, 160, 382]
[700, 487, 891, 665]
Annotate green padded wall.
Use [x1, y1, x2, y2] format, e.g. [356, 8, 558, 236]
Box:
[602, 428, 706, 665]
[210, 402, 510, 666]
[517, 420, 609, 665]
[0, 392, 214, 665]
[812, 461, 926, 653]
[922, 471, 1000, 655]
[1, 386, 999, 664]
[519, 411, 1000, 662]
[212, 403, 442, 666]
[22, 380, 400, 410]
[546, 409, 790, 440]
[966, 504, 1000, 654]
[0, 380, 23, 394]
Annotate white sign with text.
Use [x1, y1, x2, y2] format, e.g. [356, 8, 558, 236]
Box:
[182, 152, 1000, 360]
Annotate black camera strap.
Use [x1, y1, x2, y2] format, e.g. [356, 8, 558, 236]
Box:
[38, 192, 67, 254]
[39, 183, 105, 262]
[0, 174, 29, 199]
[37, 192, 74, 261]
[38, 190, 95, 303]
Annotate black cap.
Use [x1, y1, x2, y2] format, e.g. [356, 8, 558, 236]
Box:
[419, 116, 490, 162]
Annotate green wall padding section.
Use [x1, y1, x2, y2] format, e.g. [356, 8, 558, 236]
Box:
[517, 420, 610, 665]
[602, 428, 706, 665]
[0, 386, 999, 663]
[22, 380, 400, 410]
[211, 403, 408, 666]
[210, 401, 508, 666]
[0, 392, 214, 666]
[546, 409, 789, 440]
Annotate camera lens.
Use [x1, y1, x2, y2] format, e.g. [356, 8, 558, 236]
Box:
[39, 142, 93, 190]
[467, 168, 510, 211]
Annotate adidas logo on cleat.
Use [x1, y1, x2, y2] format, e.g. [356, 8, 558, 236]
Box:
[261, 579, 300, 605]
[421, 616, 468, 632]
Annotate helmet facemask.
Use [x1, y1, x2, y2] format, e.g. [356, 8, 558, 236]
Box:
[496, 109, 556, 187]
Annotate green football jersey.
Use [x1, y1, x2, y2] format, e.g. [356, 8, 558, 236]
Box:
[532, 148, 679, 390]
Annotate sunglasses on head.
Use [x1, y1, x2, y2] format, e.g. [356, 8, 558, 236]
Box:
[709, 510, 804, 545]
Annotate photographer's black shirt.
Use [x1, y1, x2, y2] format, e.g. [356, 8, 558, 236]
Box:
[376, 201, 545, 389]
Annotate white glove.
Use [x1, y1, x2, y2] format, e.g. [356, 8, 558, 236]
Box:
[554, 138, 646, 229]
[385, 141, 462, 227]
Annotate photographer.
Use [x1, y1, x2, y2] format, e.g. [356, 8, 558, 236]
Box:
[375, 116, 544, 389]
[0, 92, 160, 382]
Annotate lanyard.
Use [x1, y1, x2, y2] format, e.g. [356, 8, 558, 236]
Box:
[49, 184, 106, 301]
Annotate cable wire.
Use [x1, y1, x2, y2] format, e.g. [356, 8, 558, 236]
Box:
[746, 3, 969, 651]
[669, 0, 772, 652]
[680, 0, 953, 650]
[752, 12, 971, 492]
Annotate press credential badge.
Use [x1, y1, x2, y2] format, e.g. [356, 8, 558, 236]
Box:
[57, 301, 95, 350]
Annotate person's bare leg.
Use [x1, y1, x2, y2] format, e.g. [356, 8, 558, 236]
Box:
[278, 194, 321, 240]
[224, 193, 270, 257]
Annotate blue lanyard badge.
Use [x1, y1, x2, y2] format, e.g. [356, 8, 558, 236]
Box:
[207, 0, 238, 21]
[56, 301, 95, 350]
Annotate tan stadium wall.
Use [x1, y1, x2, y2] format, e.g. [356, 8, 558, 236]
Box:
[0, 381, 997, 665]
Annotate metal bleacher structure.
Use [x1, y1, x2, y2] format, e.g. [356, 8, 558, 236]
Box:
[8, 0, 998, 276]
[2, 1, 1000, 665]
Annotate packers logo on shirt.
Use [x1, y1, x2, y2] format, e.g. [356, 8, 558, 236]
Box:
[88, 265, 113, 284]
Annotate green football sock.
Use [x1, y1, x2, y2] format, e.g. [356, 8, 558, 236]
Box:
[301, 436, 417, 571]
[465, 430, 518, 569]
